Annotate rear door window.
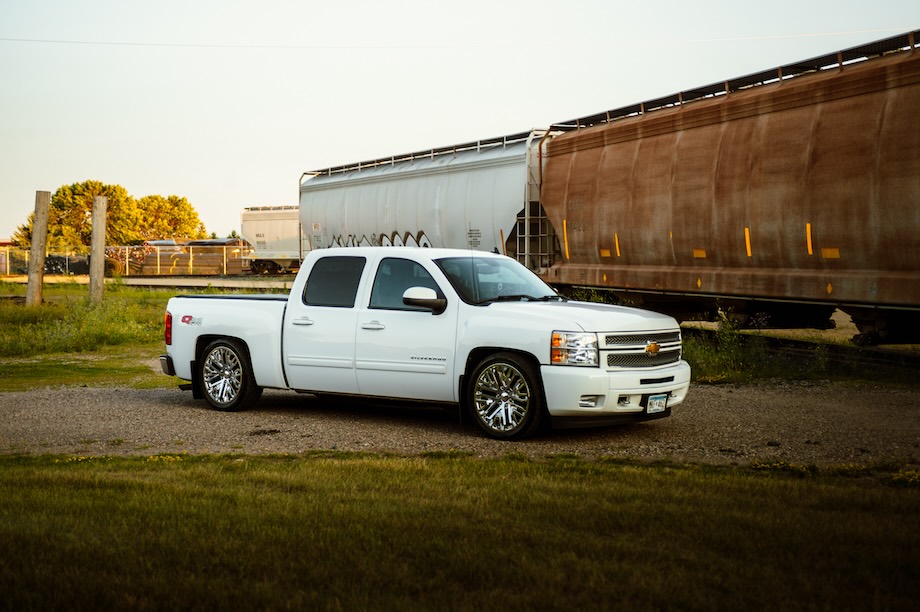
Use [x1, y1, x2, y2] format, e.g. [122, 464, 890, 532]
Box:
[302, 256, 366, 307]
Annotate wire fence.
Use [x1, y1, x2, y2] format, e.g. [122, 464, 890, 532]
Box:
[0, 245, 254, 277]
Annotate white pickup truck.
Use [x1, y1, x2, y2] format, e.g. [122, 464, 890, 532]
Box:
[160, 247, 691, 439]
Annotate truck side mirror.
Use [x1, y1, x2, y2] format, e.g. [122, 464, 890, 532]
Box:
[403, 286, 447, 315]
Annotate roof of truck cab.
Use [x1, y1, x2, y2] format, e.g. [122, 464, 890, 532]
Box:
[309, 246, 506, 260]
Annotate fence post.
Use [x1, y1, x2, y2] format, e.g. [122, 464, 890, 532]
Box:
[89, 196, 107, 305]
[25, 191, 51, 306]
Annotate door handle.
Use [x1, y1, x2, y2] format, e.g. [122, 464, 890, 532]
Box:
[361, 320, 385, 330]
[292, 317, 314, 326]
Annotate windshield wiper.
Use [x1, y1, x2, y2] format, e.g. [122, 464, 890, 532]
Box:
[477, 294, 566, 304]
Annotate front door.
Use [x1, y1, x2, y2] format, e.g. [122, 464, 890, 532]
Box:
[354, 257, 457, 402]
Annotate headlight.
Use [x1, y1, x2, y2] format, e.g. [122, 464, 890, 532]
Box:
[551, 331, 598, 366]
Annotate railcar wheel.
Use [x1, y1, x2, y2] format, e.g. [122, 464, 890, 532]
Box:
[467, 352, 545, 439]
[251, 260, 282, 275]
[199, 339, 263, 411]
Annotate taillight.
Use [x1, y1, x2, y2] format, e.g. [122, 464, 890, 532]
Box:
[164, 311, 172, 345]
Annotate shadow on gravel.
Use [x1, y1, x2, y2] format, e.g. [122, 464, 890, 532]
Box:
[277, 392, 464, 430]
[155, 387, 467, 431]
[153, 386, 664, 445]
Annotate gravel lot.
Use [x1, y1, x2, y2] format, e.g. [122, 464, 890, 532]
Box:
[2, 382, 918, 466]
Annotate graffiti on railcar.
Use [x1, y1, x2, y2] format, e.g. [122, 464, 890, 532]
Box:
[330, 231, 433, 248]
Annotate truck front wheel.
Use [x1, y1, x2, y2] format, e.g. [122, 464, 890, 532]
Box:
[467, 352, 545, 439]
[199, 339, 263, 411]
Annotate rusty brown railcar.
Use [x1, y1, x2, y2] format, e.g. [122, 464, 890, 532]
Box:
[541, 36, 920, 342]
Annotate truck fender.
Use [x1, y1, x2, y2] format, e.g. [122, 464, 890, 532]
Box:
[191, 334, 254, 399]
[460, 346, 546, 419]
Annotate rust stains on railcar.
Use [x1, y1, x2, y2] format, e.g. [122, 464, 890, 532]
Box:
[541, 50, 920, 309]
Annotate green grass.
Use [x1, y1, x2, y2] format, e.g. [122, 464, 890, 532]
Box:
[0, 453, 917, 610]
[0, 345, 173, 391]
[0, 283, 174, 389]
[0, 282, 171, 357]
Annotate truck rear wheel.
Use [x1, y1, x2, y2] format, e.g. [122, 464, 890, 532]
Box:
[467, 352, 545, 439]
[199, 339, 263, 411]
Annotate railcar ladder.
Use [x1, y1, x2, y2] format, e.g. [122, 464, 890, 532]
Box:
[516, 130, 557, 271]
[516, 201, 555, 271]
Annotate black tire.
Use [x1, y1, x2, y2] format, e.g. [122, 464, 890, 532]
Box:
[198, 339, 263, 411]
[467, 352, 545, 439]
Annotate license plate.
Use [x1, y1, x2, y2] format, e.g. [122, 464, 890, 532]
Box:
[647, 394, 668, 414]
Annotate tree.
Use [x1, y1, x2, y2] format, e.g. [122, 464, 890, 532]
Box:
[12, 181, 209, 247]
[135, 195, 208, 241]
[11, 216, 33, 248]
[13, 181, 138, 248]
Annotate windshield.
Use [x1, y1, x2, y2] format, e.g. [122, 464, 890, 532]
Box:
[435, 256, 563, 305]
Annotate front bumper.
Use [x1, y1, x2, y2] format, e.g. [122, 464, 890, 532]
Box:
[540, 360, 691, 422]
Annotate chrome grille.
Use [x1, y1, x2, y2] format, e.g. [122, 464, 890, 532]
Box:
[602, 329, 682, 369]
[604, 331, 681, 347]
[608, 349, 682, 368]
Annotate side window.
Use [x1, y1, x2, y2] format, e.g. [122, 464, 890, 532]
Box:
[302, 256, 366, 307]
[370, 258, 439, 311]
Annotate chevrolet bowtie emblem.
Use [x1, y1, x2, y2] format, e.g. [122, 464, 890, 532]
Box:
[645, 341, 661, 356]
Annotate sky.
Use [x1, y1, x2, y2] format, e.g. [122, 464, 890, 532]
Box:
[1, 0, 919, 241]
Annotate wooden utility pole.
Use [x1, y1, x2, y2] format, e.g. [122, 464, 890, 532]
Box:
[89, 196, 107, 305]
[25, 191, 51, 306]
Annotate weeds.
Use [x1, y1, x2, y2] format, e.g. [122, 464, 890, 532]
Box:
[891, 468, 920, 487]
[0, 298, 161, 356]
[567, 286, 622, 304]
[683, 312, 766, 382]
[0, 283, 173, 357]
[682, 311, 841, 384]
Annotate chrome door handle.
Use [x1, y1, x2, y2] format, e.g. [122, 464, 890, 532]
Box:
[292, 317, 314, 326]
[361, 321, 385, 330]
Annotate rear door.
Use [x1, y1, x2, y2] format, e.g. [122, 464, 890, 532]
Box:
[354, 256, 458, 402]
[282, 255, 366, 393]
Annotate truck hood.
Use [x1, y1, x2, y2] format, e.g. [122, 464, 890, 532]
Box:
[485, 300, 679, 333]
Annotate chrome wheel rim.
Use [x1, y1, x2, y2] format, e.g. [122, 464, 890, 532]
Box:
[473, 362, 531, 433]
[202, 346, 242, 405]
